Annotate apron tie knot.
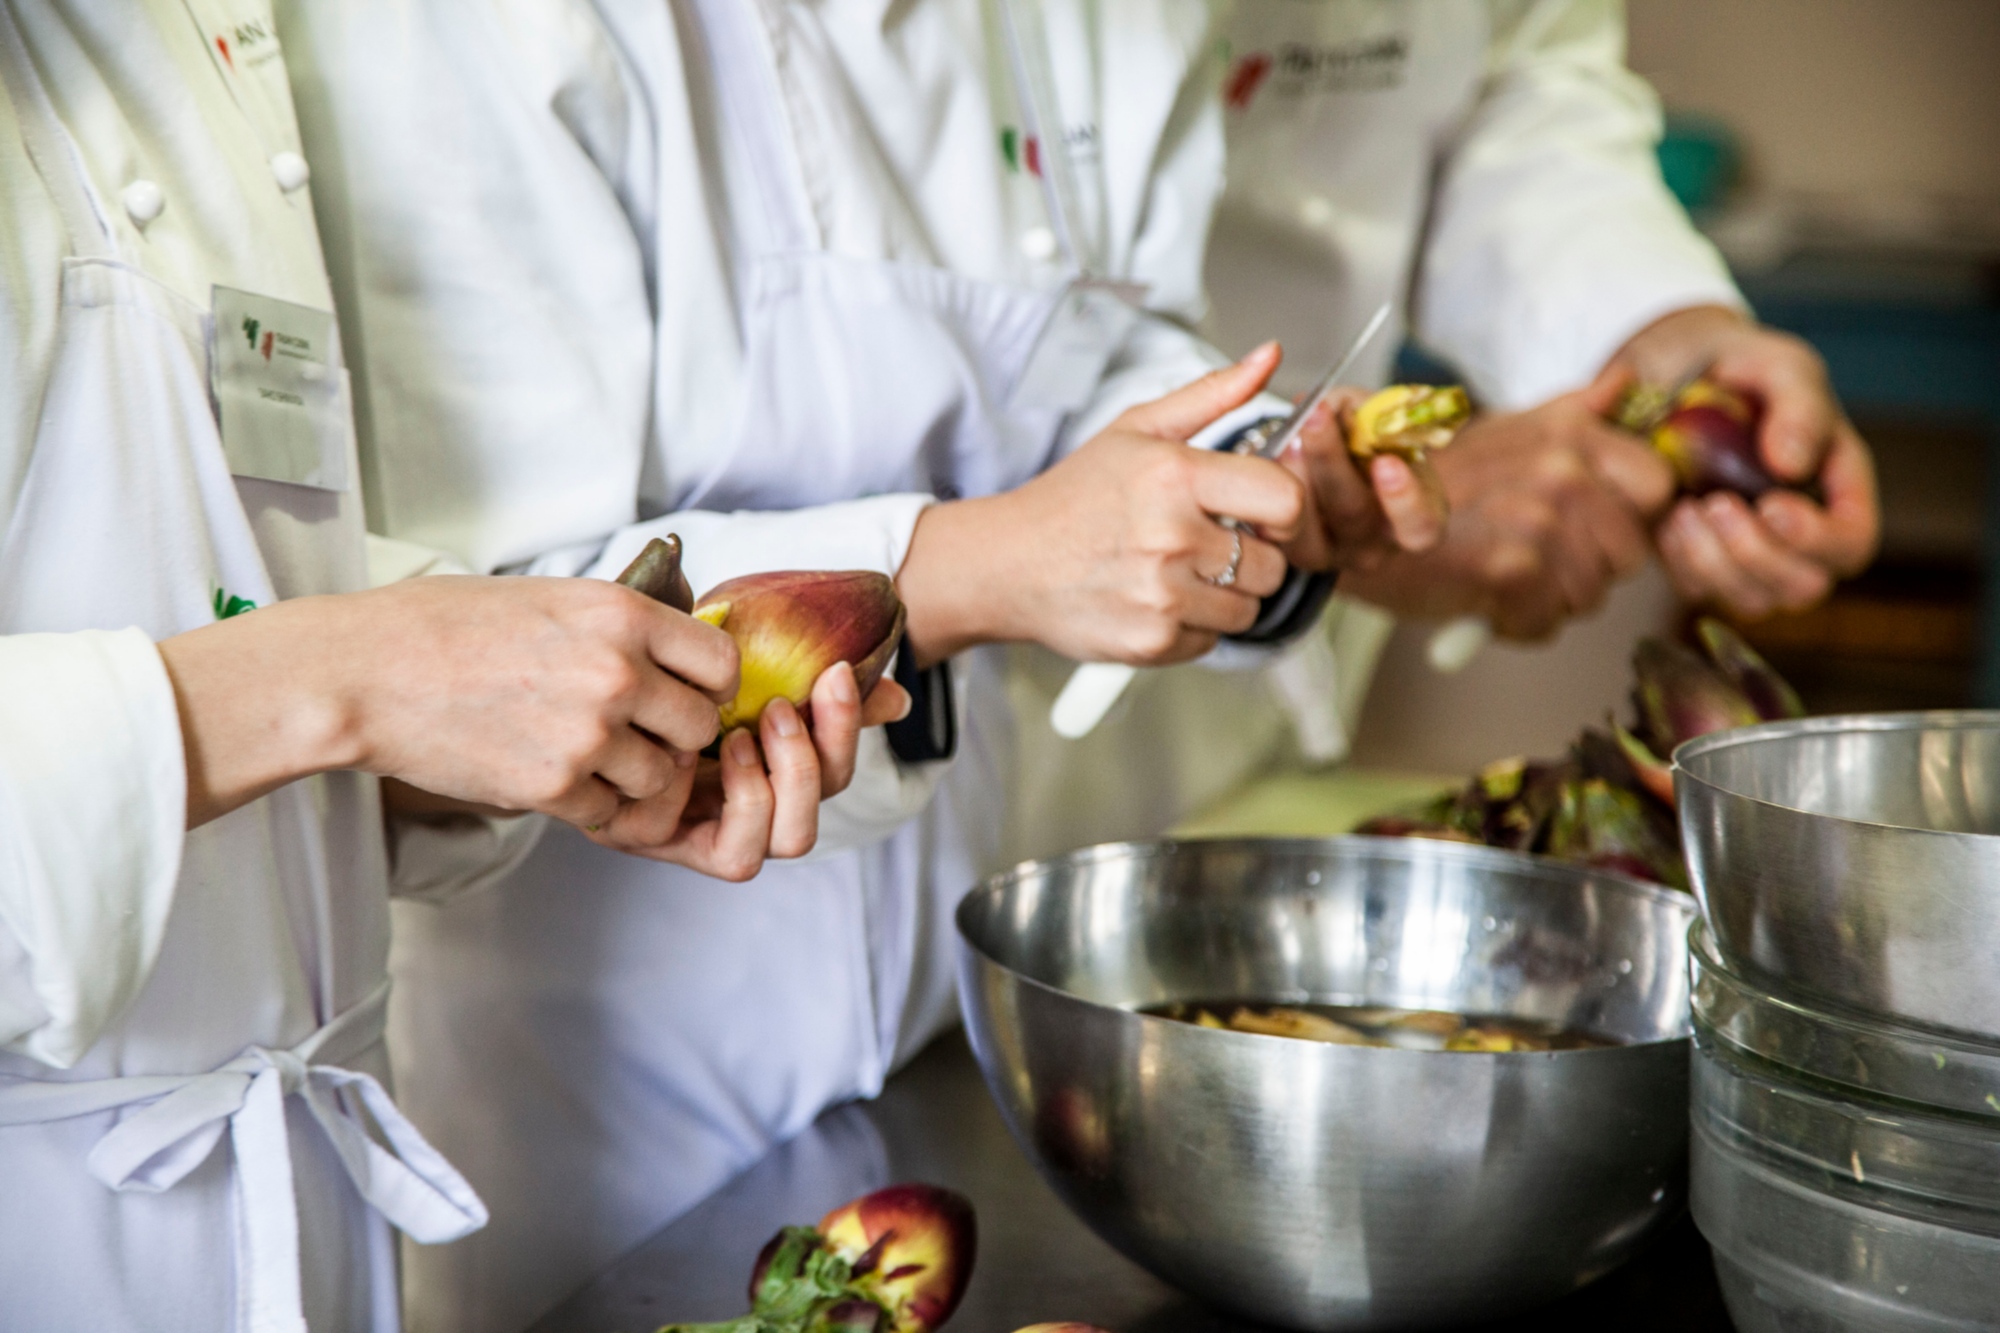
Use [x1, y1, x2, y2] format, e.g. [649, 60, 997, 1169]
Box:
[0, 983, 487, 1333]
[247, 1044, 309, 1096]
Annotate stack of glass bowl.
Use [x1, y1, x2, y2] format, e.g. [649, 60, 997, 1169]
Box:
[1677, 713, 2000, 1330]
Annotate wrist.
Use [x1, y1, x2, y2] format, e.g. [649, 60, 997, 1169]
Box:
[159, 596, 370, 824]
[1613, 304, 1749, 382]
[279, 596, 375, 773]
[895, 495, 1024, 667]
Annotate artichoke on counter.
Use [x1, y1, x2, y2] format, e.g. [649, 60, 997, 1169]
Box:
[811, 1185, 975, 1333]
[1356, 617, 1805, 888]
[657, 1184, 975, 1333]
[1698, 615, 1806, 722]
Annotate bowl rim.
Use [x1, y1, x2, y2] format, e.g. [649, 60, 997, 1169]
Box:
[1674, 710, 2000, 839]
[955, 834, 1698, 1054]
[966, 833, 1699, 915]
[1690, 917, 2000, 1063]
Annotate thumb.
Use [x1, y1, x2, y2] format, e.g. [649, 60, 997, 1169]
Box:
[1751, 377, 1837, 483]
[1578, 359, 1637, 420]
[1119, 341, 1280, 441]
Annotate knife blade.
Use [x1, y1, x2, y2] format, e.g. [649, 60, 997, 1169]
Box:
[1238, 302, 1393, 461]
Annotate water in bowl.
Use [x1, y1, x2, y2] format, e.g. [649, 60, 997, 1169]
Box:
[1143, 999, 1620, 1052]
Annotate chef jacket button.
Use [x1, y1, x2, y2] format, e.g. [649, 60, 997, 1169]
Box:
[1019, 226, 1058, 262]
[270, 151, 311, 192]
[121, 179, 164, 228]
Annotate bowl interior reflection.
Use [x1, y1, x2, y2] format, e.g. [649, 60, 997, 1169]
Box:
[962, 836, 1694, 1048]
[1678, 713, 2000, 835]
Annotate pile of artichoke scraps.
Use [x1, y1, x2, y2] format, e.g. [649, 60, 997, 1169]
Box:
[1357, 617, 1805, 889]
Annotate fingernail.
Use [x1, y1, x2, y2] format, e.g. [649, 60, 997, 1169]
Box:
[828, 661, 860, 706]
[676, 747, 699, 769]
[1239, 340, 1279, 366]
[893, 689, 914, 723]
[768, 697, 803, 738]
[726, 729, 758, 765]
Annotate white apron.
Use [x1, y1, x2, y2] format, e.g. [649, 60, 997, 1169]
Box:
[1203, 0, 1489, 395]
[384, 1, 1086, 1328]
[1202, 0, 1740, 411]
[0, 9, 482, 1330]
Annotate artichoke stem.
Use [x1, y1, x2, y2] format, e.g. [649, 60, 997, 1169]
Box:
[617, 535, 696, 613]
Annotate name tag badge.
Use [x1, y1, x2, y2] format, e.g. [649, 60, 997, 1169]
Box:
[210, 285, 349, 491]
[1010, 278, 1147, 414]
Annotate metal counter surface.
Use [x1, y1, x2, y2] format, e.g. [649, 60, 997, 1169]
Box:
[530, 1031, 1735, 1333]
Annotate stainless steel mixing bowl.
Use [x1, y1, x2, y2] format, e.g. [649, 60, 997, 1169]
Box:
[1694, 1124, 2000, 1333]
[1691, 917, 2000, 1121]
[955, 836, 1697, 1331]
[1676, 712, 2000, 1037]
[1692, 1035, 2000, 1332]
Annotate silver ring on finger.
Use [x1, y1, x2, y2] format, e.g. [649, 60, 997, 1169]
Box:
[1206, 523, 1245, 589]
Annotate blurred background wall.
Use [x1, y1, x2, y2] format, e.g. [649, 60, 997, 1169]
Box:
[1349, 0, 2000, 775]
[1628, 0, 2000, 214]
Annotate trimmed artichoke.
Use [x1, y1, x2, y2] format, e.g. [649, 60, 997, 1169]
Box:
[1347, 384, 1471, 459]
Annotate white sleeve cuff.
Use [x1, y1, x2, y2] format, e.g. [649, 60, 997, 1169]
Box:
[807, 724, 949, 856]
[0, 629, 186, 1068]
[387, 811, 548, 903]
[1197, 593, 1397, 765]
[583, 494, 937, 591]
[366, 532, 475, 587]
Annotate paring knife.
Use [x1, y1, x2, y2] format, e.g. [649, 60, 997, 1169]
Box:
[1050, 304, 1395, 740]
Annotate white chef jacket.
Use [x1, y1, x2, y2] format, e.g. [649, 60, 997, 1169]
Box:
[0, 0, 347, 1074]
[279, 1, 1258, 1329]
[1208, 0, 1744, 403]
[1002, 0, 1756, 862]
[282, 0, 1265, 866]
[0, 3, 481, 1330]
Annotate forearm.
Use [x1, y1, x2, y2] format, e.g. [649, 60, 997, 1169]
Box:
[156, 598, 367, 828]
